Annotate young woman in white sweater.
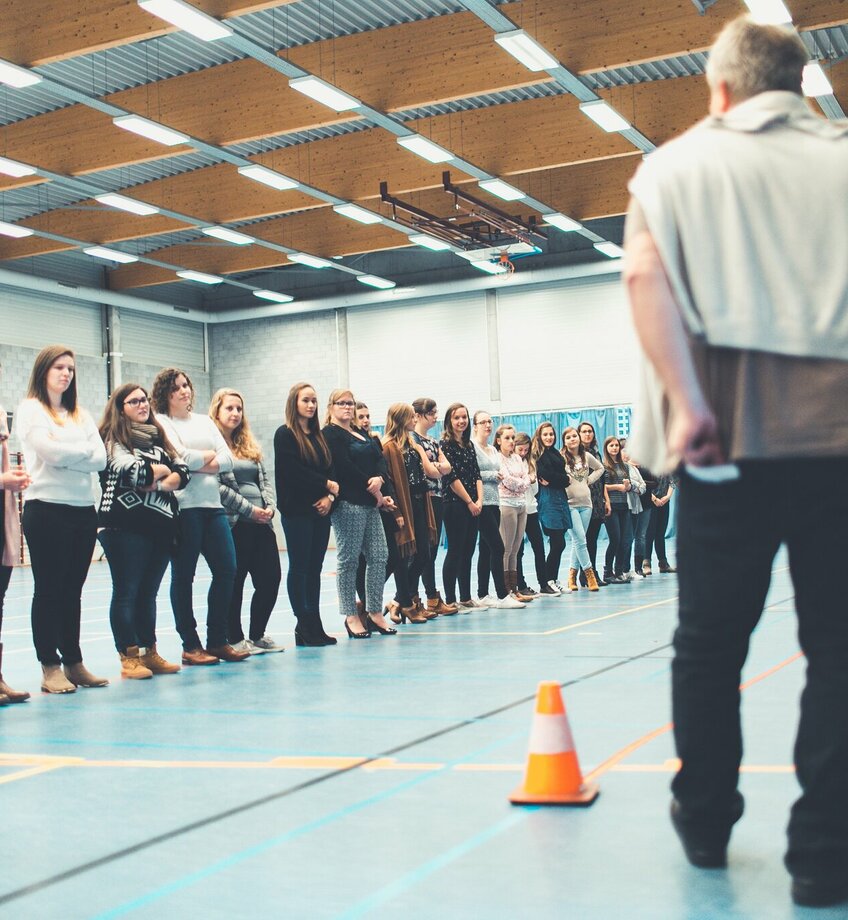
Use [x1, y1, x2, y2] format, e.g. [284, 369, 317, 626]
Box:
[16, 345, 108, 694]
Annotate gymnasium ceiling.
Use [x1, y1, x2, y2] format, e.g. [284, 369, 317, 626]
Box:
[0, 0, 846, 315]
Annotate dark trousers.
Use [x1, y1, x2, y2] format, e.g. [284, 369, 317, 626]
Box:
[22, 500, 96, 666]
[604, 505, 633, 576]
[645, 501, 670, 564]
[98, 529, 171, 653]
[228, 521, 282, 642]
[517, 511, 547, 590]
[585, 516, 604, 574]
[476, 504, 507, 599]
[672, 461, 848, 881]
[633, 507, 653, 567]
[281, 512, 331, 623]
[419, 495, 443, 599]
[442, 500, 479, 604]
[0, 564, 11, 635]
[403, 495, 434, 604]
[542, 526, 566, 582]
[170, 507, 236, 651]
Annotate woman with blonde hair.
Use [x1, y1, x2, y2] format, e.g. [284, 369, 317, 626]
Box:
[273, 382, 338, 646]
[532, 421, 571, 596]
[16, 345, 108, 693]
[322, 388, 392, 638]
[211, 388, 282, 654]
[381, 402, 439, 624]
[98, 382, 187, 678]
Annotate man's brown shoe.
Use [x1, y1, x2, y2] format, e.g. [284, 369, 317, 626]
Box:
[206, 644, 250, 662]
[181, 648, 219, 666]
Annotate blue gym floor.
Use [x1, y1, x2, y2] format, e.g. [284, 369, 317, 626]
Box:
[0, 542, 841, 919]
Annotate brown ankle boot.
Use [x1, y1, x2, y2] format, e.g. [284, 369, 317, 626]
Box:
[139, 644, 181, 674]
[416, 594, 438, 619]
[567, 568, 579, 592]
[120, 646, 153, 680]
[41, 664, 76, 694]
[386, 600, 402, 624]
[64, 661, 109, 688]
[0, 642, 30, 703]
[584, 567, 600, 592]
[428, 593, 457, 616]
[399, 603, 428, 624]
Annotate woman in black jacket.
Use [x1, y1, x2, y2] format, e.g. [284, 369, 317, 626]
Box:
[578, 422, 610, 586]
[273, 382, 339, 647]
[531, 422, 571, 596]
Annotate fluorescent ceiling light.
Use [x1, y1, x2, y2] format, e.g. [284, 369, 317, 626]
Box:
[0, 59, 42, 89]
[237, 164, 299, 191]
[357, 275, 396, 290]
[478, 178, 526, 201]
[744, 0, 792, 24]
[333, 204, 382, 225]
[396, 135, 454, 164]
[546, 212, 582, 232]
[493, 29, 558, 72]
[288, 75, 361, 112]
[0, 156, 37, 178]
[580, 101, 631, 133]
[802, 62, 833, 97]
[0, 220, 34, 238]
[594, 241, 624, 259]
[288, 252, 334, 269]
[83, 246, 139, 264]
[409, 233, 452, 251]
[113, 114, 189, 147]
[137, 0, 234, 41]
[177, 269, 222, 284]
[253, 289, 294, 303]
[201, 226, 255, 245]
[95, 193, 160, 216]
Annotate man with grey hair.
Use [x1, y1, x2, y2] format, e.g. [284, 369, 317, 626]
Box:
[624, 15, 848, 908]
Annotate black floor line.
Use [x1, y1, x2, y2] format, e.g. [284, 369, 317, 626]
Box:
[0, 639, 671, 907]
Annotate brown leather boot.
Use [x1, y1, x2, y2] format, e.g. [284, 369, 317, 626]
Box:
[386, 600, 402, 624]
[567, 568, 579, 592]
[415, 594, 438, 619]
[63, 661, 109, 688]
[427, 593, 457, 616]
[0, 642, 30, 703]
[584, 567, 600, 592]
[140, 644, 181, 674]
[41, 664, 76, 694]
[120, 646, 153, 680]
[399, 603, 428, 624]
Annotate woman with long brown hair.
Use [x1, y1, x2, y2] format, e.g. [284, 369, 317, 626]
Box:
[16, 345, 108, 693]
[532, 421, 571, 596]
[98, 382, 187, 678]
[273, 382, 338, 646]
[577, 421, 610, 587]
[602, 435, 634, 584]
[211, 388, 282, 654]
[561, 426, 605, 591]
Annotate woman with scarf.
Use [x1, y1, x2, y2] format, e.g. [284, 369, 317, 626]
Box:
[98, 383, 188, 678]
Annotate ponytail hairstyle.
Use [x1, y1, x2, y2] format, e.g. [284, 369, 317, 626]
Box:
[324, 388, 355, 426]
[514, 431, 535, 475]
[494, 424, 515, 453]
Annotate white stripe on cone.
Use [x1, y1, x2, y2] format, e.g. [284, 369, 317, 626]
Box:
[527, 712, 575, 756]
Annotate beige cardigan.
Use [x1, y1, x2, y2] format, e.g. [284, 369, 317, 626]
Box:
[1, 403, 22, 567]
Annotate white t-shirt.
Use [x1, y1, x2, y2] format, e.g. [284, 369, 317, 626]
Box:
[156, 413, 233, 510]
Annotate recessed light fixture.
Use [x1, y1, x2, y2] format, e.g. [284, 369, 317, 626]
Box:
[357, 275, 396, 290]
[478, 178, 526, 201]
[594, 241, 624, 259]
[493, 29, 558, 72]
[0, 220, 34, 238]
[802, 62, 833, 97]
[137, 0, 234, 41]
[333, 204, 383, 225]
[83, 246, 139, 263]
[0, 59, 42, 89]
[201, 226, 255, 245]
[253, 289, 295, 303]
[409, 233, 452, 251]
[579, 101, 631, 133]
[113, 114, 190, 147]
[472, 261, 508, 275]
[744, 0, 792, 24]
[288, 252, 334, 269]
[546, 212, 582, 232]
[396, 135, 454, 164]
[289, 76, 361, 112]
[95, 193, 160, 216]
[0, 156, 37, 178]
[177, 269, 223, 284]
[237, 164, 299, 191]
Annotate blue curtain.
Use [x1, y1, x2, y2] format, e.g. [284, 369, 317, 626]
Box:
[492, 406, 627, 446]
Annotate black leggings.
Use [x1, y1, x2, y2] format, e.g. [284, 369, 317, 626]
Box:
[419, 495, 443, 599]
[441, 501, 479, 604]
[604, 505, 634, 576]
[228, 520, 282, 643]
[517, 512, 547, 590]
[646, 501, 671, 564]
[476, 505, 507, 599]
[585, 516, 605, 573]
[543, 526, 566, 582]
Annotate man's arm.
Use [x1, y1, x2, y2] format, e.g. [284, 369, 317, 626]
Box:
[623, 198, 724, 467]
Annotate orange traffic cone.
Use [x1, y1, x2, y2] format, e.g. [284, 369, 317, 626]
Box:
[509, 681, 599, 806]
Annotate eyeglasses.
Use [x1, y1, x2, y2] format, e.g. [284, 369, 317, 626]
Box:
[334, 400, 355, 408]
[124, 396, 149, 407]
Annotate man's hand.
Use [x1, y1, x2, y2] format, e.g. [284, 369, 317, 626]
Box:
[669, 404, 724, 468]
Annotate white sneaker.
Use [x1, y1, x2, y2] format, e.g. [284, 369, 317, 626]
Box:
[554, 580, 566, 593]
[546, 580, 562, 596]
[494, 594, 526, 609]
[457, 600, 476, 613]
[252, 635, 285, 653]
[519, 586, 542, 599]
[475, 596, 494, 609]
[622, 572, 636, 583]
[230, 639, 259, 654]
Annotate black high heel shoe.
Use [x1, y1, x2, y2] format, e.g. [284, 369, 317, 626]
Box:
[366, 613, 397, 636]
[295, 627, 338, 647]
[344, 618, 371, 639]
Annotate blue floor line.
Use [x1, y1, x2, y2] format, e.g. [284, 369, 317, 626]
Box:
[335, 809, 537, 920]
[90, 730, 533, 919]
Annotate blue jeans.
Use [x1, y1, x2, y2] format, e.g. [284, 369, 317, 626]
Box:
[634, 506, 653, 564]
[98, 529, 171, 653]
[566, 506, 592, 571]
[169, 508, 236, 650]
[280, 512, 331, 622]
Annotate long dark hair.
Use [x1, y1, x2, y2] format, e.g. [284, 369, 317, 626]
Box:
[151, 367, 193, 416]
[530, 422, 555, 462]
[27, 344, 79, 421]
[561, 426, 587, 472]
[577, 421, 598, 453]
[442, 403, 471, 446]
[285, 382, 330, 467]
[603, 436, 627, 475]
[99, 383, 177, 457]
